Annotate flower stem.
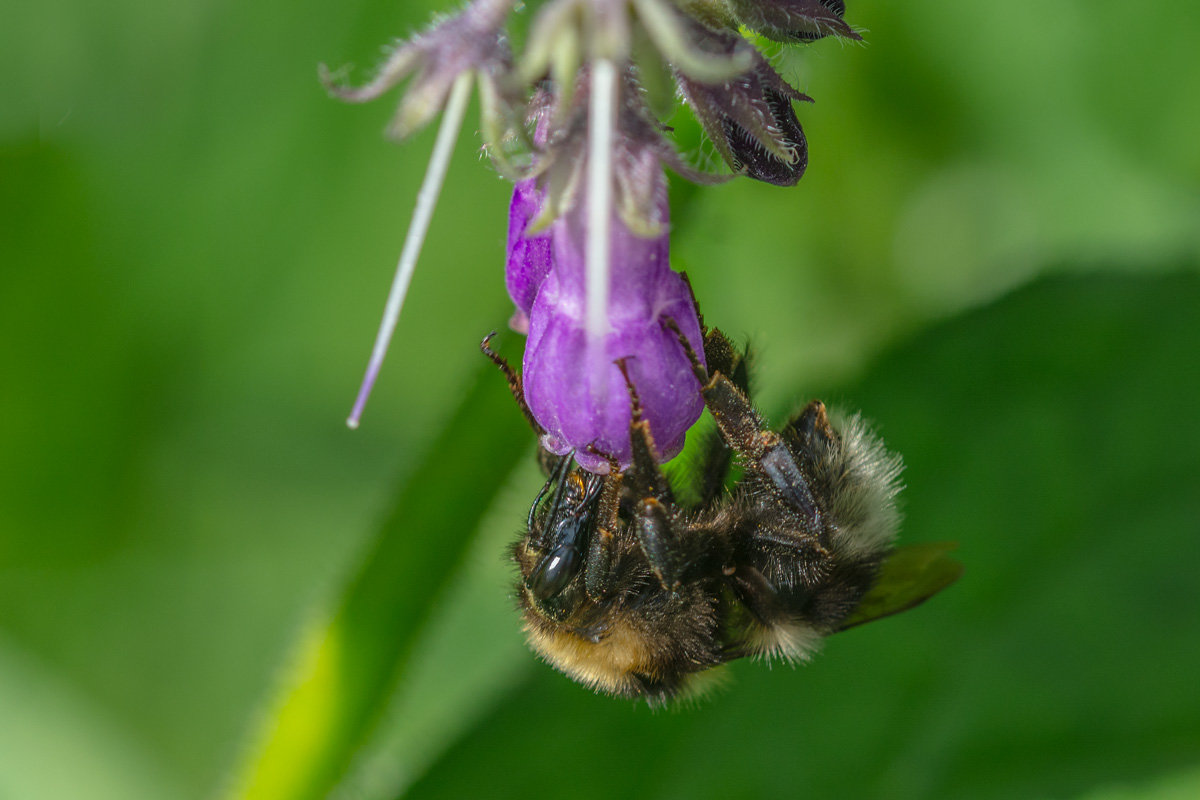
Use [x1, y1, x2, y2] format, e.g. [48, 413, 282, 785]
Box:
[347, 72, 474, 429]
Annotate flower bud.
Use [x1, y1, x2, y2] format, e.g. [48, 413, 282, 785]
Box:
[727, 0, 859, 44]
[320, 0, 516, 141]
[674, 24, 812, 186]
[722, 82, 809, 186]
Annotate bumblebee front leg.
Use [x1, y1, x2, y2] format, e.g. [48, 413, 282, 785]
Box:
[664, 319, 822, 533]
[480, 332, 542, 435]
[583, 468, 622, 604]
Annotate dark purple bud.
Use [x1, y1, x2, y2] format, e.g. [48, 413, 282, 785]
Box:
[505, 179, 554, 320]
[722, 84, 809, 186]
[521, 188, 705, 474]
[675, 24, 813, 186]
[728, 0, 860, 44]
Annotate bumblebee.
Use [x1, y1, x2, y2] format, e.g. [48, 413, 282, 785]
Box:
[482, 321, 957, 703]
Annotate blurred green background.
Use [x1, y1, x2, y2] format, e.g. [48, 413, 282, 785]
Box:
[2, 1, 1198, 798]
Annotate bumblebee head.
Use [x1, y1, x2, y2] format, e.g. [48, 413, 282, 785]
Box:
[518, 461, 605, 621]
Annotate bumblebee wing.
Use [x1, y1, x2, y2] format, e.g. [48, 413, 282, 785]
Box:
[836, 542, 963, 631]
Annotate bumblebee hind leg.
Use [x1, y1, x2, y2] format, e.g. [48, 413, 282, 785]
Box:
[664, 321, 900, 657]
[664, 319, 823, 534]
[781, 403, 903, 559]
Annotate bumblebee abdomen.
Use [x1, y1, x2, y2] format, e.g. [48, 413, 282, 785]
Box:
[519, 579, 725, 701]
[523, 617, 661, 697]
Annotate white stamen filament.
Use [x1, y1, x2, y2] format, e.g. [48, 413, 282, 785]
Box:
[347, 72, 474, 429]
[586, 58, 616, 350]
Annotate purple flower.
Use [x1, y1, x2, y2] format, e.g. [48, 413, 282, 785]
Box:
[332, 0, 856, 430]
[505, 178, 554, 330]
[518, 175, 706, 474]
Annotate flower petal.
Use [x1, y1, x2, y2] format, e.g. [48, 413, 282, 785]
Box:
[505, 179, 555, 317]
[522, 193, 705, 473]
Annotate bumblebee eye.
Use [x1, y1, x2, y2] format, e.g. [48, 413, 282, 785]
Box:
[528, 544, 581, 599]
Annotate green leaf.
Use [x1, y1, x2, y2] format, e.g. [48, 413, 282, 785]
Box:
[0, 634, 183, 800]
[839, 542, 963, 631]
[1076, 764, 1200, 800]
[224, 345, 531, 800]
[398, 271, 1200, 800]
[331, 458, 539, 800]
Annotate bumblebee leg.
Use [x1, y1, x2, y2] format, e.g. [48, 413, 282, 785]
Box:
[785, 399, 839, 452]
[480, 332, 542, 435]
[614, 358, 675, 505]
[700, 327, 740, 380]
[614, 358, 690, 591]
[635, 498, 686, 591]
[679, 271, 706, 336]
[664, 320, 767, 453]
[729, 565, 788, 627]
[584, 468, 622, 603]
[664, 319, 822, 531]
[691, 329, 753, 508]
